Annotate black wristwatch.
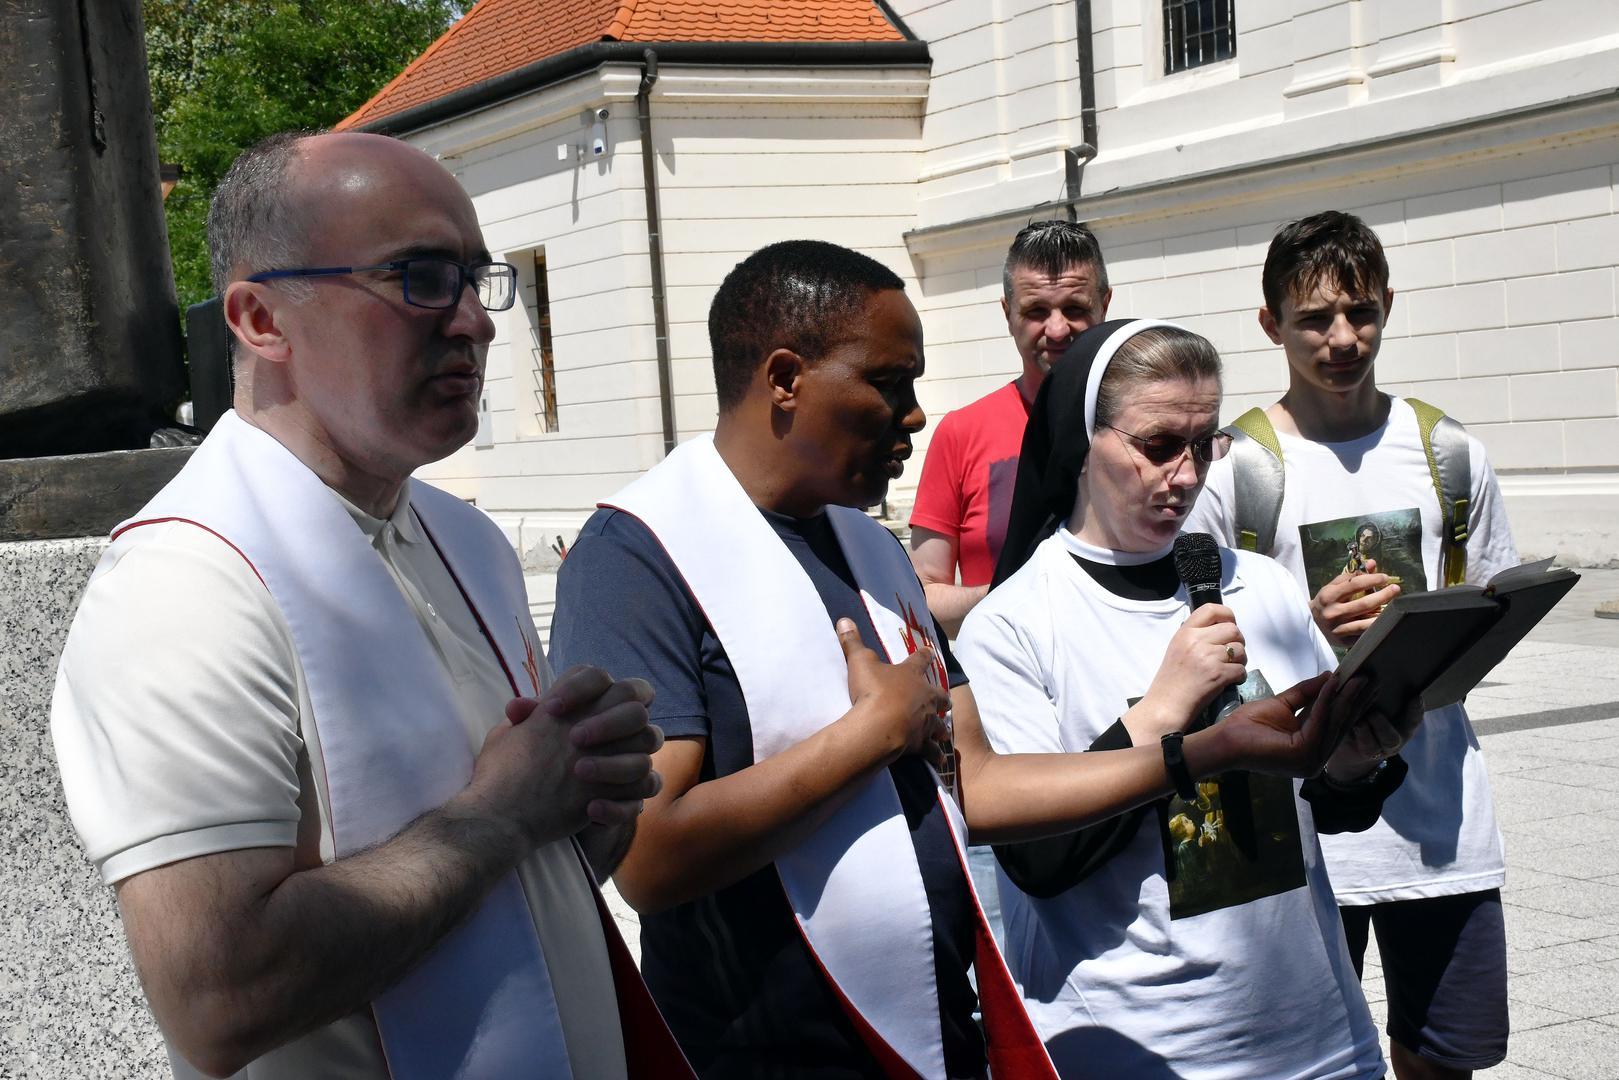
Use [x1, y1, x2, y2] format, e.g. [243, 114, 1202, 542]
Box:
[1160, 732, 1197, 801]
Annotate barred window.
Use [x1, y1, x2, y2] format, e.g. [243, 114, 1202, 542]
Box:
[1163, 0, 1236, 74]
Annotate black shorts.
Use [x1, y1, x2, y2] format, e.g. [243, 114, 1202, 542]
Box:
[1340, 889, 1509, 1070]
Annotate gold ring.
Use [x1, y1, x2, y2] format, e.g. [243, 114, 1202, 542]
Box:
[1225, 644, 1236, 662]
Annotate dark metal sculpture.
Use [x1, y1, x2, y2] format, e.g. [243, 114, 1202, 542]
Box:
[0, 0, 191, 540]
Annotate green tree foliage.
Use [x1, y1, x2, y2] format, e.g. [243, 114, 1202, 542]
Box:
[146, 0, 472, 309]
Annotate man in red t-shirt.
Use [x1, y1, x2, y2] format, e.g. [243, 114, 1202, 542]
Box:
[909, 221, 1112, 634]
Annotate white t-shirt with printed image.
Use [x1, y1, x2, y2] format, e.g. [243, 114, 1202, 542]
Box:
[957, 529, 1383, 1080]
[1184, 395, 1518, 904]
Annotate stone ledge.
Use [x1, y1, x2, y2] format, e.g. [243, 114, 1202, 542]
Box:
[0, 448, 192, 542]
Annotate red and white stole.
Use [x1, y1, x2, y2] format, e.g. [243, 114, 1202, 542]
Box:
[604, 434, 1055, 1080]
[112, 410, 692, 1080]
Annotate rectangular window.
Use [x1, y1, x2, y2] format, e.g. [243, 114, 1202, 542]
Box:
[511, 248, 560, 435]
[1163, 0, 1235, 75]
[530, 251, 559, 433]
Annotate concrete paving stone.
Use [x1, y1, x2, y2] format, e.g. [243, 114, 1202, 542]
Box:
[1504, 867, 1589, 895]
[1469, 696, 1581, 720]
[1496, 793, 1588, 827]
[1511, 1000, 1583, 1031]
[1509, 937, 1619, 976]
[1530, 720, 1619, 742]
[1502, 903, 1604, 949]
[1505, 812, 1619, 849]
[1500, 1019, 1619, 1079]
[1507, 958, 1619, 1018]
[1492, 653, 1619, 679]
[1485, 1065, 1570, 1080]
[1512, 842, 1619, 882]
[1510, 739, 1619, 766]
[1513, 763, 1619, 789]
[1557, 735, 1619, 758]
[1484, 660, 1618, 689]
[1487, 740, 1565, 763]
[1508, 879, 1619, 921]
[1488, 751, 1595, 774]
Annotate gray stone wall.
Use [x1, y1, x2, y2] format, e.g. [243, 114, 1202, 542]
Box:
[0, 537, 166, 1078]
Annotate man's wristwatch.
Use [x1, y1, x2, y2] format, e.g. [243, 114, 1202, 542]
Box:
[1160, 732, 1197, 801]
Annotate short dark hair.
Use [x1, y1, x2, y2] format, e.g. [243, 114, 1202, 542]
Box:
[207, 130, 319, 297]
[1003, 220, 1109, 298]
[709, 240, 905, 412]
[1261, 211, 1389, 316]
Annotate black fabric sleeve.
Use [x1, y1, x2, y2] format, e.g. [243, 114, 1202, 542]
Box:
[1299, 754, 1410, 834]
[548, 509, 712, 740]
[992, 719, 1159, 899]
[933, 612, 968, 689]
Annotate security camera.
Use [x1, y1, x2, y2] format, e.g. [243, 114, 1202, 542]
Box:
[590, 117, 608, 157]
[594, 107, 610, 121]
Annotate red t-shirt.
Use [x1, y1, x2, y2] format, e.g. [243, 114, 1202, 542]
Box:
[909, 381, 1030, 587]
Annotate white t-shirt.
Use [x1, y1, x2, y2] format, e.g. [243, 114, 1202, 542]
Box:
[1184, 395, 1517, 903]
[957, 530, 1383, 1080]
[51, 490, 624, 1080]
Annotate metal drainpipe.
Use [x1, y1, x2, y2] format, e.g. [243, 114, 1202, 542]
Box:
[638, 48, 677, 456]
[1068, 0, 1099, 211]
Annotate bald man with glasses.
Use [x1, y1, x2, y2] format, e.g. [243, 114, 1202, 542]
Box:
[50, 131, 692, 1080]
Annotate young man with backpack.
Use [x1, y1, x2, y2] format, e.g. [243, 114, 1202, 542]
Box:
[1184, 211, 1518, 1080]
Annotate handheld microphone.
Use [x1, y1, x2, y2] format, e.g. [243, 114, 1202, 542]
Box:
[1172, 532, 1242, 729]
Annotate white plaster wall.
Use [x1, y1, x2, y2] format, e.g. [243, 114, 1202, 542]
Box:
[892, 0, 1087, 230]
[403, 66, 926, 556]
[645, 95, 924, 443]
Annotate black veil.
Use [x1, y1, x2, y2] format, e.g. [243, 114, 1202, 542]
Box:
[991, 319, 1185, 587]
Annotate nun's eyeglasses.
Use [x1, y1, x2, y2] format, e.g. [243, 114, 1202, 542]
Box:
[1103, 425, 1233, 466]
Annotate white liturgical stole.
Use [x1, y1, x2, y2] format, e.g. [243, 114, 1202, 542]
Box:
[604, 433, 1055, 1080]
[116, 410, 693, 1080]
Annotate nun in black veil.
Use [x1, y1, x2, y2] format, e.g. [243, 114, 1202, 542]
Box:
[954, 319, 1419, 1079]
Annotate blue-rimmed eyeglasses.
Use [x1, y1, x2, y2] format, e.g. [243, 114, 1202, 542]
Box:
[1103, 424, 1232, 466]
[246, 257, 518, 312]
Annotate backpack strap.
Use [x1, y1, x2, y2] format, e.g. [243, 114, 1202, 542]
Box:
[1405, 397, 1472, 587]
[1226, 407, 1286, 555]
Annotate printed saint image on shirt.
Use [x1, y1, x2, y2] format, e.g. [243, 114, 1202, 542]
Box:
[1156, 670, 1308, 920]
[1299, 507, 1428, 656]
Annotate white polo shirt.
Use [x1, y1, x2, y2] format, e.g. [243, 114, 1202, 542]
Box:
[52, 488, 625, 1080]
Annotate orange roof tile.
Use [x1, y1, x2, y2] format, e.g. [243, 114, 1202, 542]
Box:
[341, 0, 908, 131]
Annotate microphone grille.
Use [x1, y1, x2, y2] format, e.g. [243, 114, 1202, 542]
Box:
[1172, 531, 1222, 590]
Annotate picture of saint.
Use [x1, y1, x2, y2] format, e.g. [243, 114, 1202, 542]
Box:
[1300, 507, 1427, 613]
[1157, 670, 1307, 920]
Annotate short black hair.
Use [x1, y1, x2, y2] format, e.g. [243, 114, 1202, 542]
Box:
[709, 240, 905, 412]
[1262, 211, 1389, 315]
[1003, 220, 1109, 298]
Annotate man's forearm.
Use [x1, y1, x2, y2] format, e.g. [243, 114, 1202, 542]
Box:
[922, 581, 990, 638]
[122, 795, 529, 1076]
[614, 710, 899, 914]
